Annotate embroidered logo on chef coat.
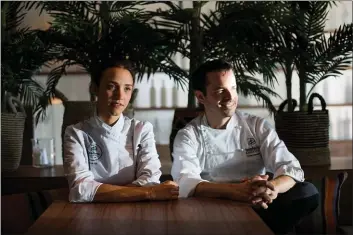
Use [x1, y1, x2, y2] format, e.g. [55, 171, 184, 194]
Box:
[245, 137, 261, 158]
[87, 142, 102, 164]
[247, 138, 256, 147]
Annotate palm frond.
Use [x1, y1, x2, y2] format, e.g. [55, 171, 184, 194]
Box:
[205, 2, 286, 88]
[1, 2, 26, 31]
[37, 1, 188, 100]
[45, 61, 81, 99]
[311, 23, 353, 68]
[294, 1, 330, 43]
[305, 23, 353, 95]
[34, 88, 68, 125]
[236, 75, 281, 115]
[148, 3, 192, 45]
[2, 29, 54, 109]
[18, 79, 45, 108]
[1, 2, 60, 117]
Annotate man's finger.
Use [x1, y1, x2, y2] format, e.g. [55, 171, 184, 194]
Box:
[251, 193, 272, 203]
[251, 180, 275, 191]
[265, 188, 276, 198]
[260, 202, 268, 209]
[165, 184, 179, 189]
[254, 201, 268, 209]
[241, 177, 249, 182]
[255, 175, 269, 181]
[260, 193, 272, 204]
[250, 175, 269, 182]
[171, 190, 179, 194]
[265, 181, 275, 191]
[252, 186, 267, 196]
[169, 185, 179, 189]
[163, 181, 179, 186]
[251, 197, 263, 204]
[250, 180, 267, 187]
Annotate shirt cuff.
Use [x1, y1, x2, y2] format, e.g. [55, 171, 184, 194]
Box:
[69, 180, 103, 203]
[274, 165, 305, 182]
[132, 178, 160, 186]
[179, 176, 209, 198]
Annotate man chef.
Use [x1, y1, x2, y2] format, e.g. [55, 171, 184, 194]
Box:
[171, 59, 319, 234]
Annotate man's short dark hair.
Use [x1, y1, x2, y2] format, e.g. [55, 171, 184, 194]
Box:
[92, 59, 136, 87]
[190, 59, 233, 94]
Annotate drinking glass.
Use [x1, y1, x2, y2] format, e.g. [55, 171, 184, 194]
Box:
[32, 138, 55, 168]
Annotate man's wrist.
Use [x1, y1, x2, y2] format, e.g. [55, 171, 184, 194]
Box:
[270, 175, 296, 193]
[125, 183, 140, 187]
[195, 182, 239, 200]
[219, 183, 238, 199]
[269, 179, 278, 191]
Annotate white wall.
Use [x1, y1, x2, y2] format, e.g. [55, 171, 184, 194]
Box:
[325, 1, 352, 30]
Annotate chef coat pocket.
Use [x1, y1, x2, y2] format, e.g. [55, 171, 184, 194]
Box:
[243, 146, 264, 175]
[245, 146, 262, 159]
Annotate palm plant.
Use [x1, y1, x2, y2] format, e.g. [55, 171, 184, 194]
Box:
[1, 2, 51, 114]
[32, 1, 188, 117]
[1, 2, 67, 121]
[1, 2, 68, 170]
[147, 1, 282, 113]
[262, 2, 352, 166]
[266, 1, 352, 112]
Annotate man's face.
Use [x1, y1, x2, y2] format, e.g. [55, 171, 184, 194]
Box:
[196, 69, 238, 117]
[97, 67, 134, 117]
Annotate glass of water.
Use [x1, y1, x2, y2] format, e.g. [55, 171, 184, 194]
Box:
[32, 138, 55, 168]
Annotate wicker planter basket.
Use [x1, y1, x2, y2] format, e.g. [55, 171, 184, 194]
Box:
[1, 112, 26, 171]
[275, 93, 330, 166]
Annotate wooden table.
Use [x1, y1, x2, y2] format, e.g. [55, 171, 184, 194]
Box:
[1, 166, 68, 195]
[26, 198, 274, 235]
[302, 156, 352, 179]
[3, 157, 351, 195]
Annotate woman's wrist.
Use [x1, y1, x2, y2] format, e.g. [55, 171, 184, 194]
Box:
[146, 186, 156, 200]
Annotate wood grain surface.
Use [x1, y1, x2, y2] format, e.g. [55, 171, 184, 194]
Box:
[26, 198, 274, 235]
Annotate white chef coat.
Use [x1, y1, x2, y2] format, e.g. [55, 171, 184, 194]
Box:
[63, 113, 162, 202]
[171, 110, 304, 198]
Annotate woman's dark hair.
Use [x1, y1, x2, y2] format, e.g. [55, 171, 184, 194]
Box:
[190, 59, 233, 94]
[92, 59, 136, 87]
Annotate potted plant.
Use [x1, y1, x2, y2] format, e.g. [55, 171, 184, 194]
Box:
[267, 2, 352, 165]
[1, 2, 65, 170]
